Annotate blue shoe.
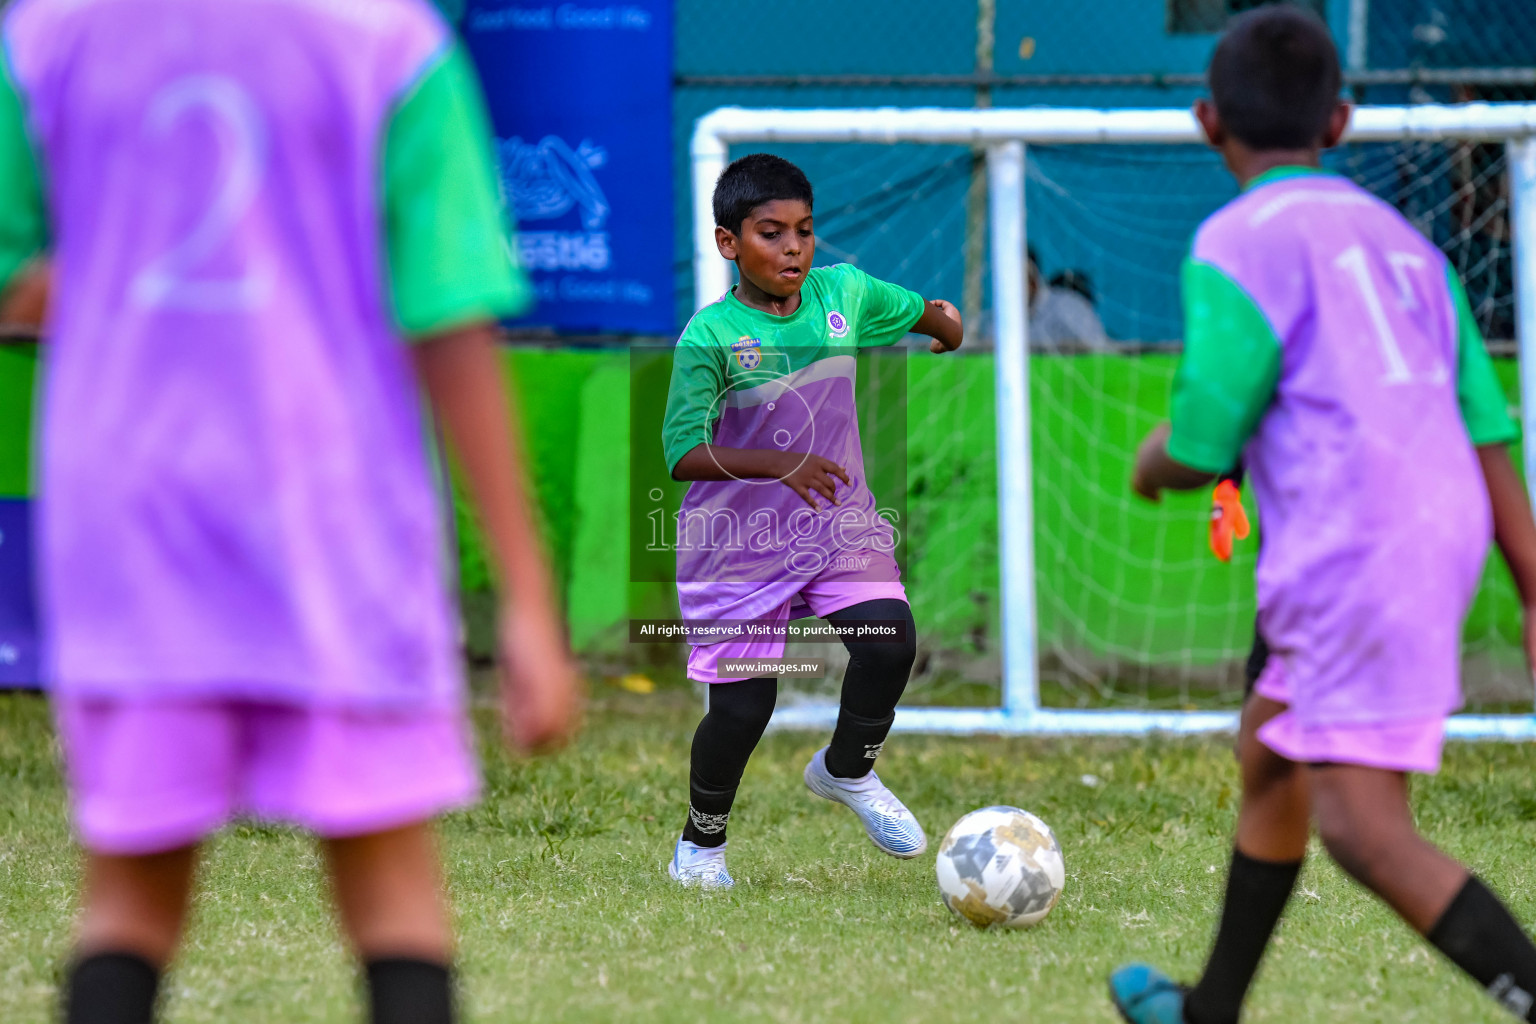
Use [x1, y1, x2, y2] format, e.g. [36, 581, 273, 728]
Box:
[1108, 963, 1188, 1024]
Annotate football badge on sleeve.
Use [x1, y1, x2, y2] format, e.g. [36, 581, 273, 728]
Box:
[732, 336, 762, 370]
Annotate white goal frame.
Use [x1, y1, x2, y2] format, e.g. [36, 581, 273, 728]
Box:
[690, 103, 1536, 739]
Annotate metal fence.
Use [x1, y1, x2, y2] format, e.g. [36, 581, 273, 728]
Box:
[674, 0, 1536, 98]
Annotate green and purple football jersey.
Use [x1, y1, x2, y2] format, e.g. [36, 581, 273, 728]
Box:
[663, 264, 924, 637]
[0, 0, 528, 709]
[1168, 166, 1517, 767]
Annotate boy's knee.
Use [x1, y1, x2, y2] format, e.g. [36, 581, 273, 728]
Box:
[1315, 805, 1400, 884]
[717, 697, 774, 731]
[1310, 765, 1419, 885]
[867, 636, 917, 676]
[832, 600, 917, 679]
[708, 678, 777, 731]
[1238, 734, 1298, 796]
[849, 628, 916, 679]
[1314, 811, 1355, 861]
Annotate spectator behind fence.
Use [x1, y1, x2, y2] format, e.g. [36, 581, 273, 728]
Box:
[1049, 268, 1094, 304]
[1029, 249, 1112, 352]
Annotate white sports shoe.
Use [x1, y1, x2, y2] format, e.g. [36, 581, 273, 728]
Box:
[668, 837, 735, 889]
[803, 746, 928, 858]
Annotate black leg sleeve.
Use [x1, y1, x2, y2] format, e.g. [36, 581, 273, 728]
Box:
[682, 677, 778, 847]
[824, 599, 916, 779]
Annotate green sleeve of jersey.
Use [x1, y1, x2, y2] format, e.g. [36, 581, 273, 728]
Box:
[662, 330, 727, 474]
[847, 264, 925, 349]
[1446, 264, 1519, 447]
[1167, 259, 1283, 474]
[382, 44, 532, 339]
[0, 52, 46, 293]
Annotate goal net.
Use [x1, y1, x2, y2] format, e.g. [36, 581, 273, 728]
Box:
[689, 104, 1536, 737]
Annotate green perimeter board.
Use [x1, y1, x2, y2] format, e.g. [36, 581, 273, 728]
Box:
[0, 342, 35, 497]
[1, 345, 1523, 662]
[502, 349, 1526, 668]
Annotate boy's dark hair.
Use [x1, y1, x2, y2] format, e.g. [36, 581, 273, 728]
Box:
[713, 153, 814, 235]
[1049, 269, 1095, 305]
[1209, 5, 1341, 150]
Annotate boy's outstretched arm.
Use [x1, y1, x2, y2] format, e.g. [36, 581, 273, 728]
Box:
[0, 258, 47, 328]
[913, 298, 963, 353]
[1478, 445, 1536, 674]
[1132, 423, 1218, 501]
[1448, 265, 1536, 671]
[413, 323, 580, 753]
[1133, 260, 1279, 502]
[0, 51, 47, 330]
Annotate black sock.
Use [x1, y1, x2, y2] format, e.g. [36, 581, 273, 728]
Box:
[366, 958, 454, 1024]
[1184, 849, 1302, 1024]
[683, 766, 736, 848]
[1427, 876, 1536, 1020]
[64, 952, 159, 1024]
[824, 599, 915, 779]
[682, 677, 776, 848]
[824, 706, 895, 779]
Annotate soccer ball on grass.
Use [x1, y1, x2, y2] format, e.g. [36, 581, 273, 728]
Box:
[935, 806, 1064, 929]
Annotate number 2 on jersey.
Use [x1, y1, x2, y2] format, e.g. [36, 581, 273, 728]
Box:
[1333, 243, 1447, 387]
[130, 75, 272, 312]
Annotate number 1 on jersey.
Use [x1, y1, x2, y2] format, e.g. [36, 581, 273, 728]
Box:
[1334, 244, 1413, 385]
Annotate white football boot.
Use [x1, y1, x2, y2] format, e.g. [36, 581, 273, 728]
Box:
[803, 746, 928, 858]
[668, 837, 735, 889]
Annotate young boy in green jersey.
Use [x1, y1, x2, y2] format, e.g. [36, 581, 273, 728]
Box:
[661, 154, 962, 886]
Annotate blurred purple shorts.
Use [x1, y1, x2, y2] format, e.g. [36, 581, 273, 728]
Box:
[1253, 657, 1446, 774]
[54, 698, 480, 855]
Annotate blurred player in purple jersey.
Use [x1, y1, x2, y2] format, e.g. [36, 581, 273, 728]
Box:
[1111, 8, 1536, 1023]
[0, 1, 579, 1021]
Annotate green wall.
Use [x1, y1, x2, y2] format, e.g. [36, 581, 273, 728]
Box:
[455, 349, 1526, 676]
[0, 343, 34, 498]
[2, 345, 1524, 678]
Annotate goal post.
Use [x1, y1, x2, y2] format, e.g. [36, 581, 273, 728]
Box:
[689, 103, 1536, 739]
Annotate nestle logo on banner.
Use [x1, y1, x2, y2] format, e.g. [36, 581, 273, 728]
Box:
[500, 136, 612, 272]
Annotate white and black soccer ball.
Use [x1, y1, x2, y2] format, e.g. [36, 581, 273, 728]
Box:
[935, 806, 1065, 929]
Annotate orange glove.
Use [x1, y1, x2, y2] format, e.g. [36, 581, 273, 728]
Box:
[1209, 479, 1250, 563]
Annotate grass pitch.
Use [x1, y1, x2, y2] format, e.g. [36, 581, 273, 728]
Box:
[2, 684, 1534, 1023]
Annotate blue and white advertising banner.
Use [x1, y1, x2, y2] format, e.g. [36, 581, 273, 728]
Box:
[0, 499, 38, 687]
[463, 2, 674, 334]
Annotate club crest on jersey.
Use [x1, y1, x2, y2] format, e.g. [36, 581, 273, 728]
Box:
[732, 336, 762, 370]
[827, 310, 849, 339]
